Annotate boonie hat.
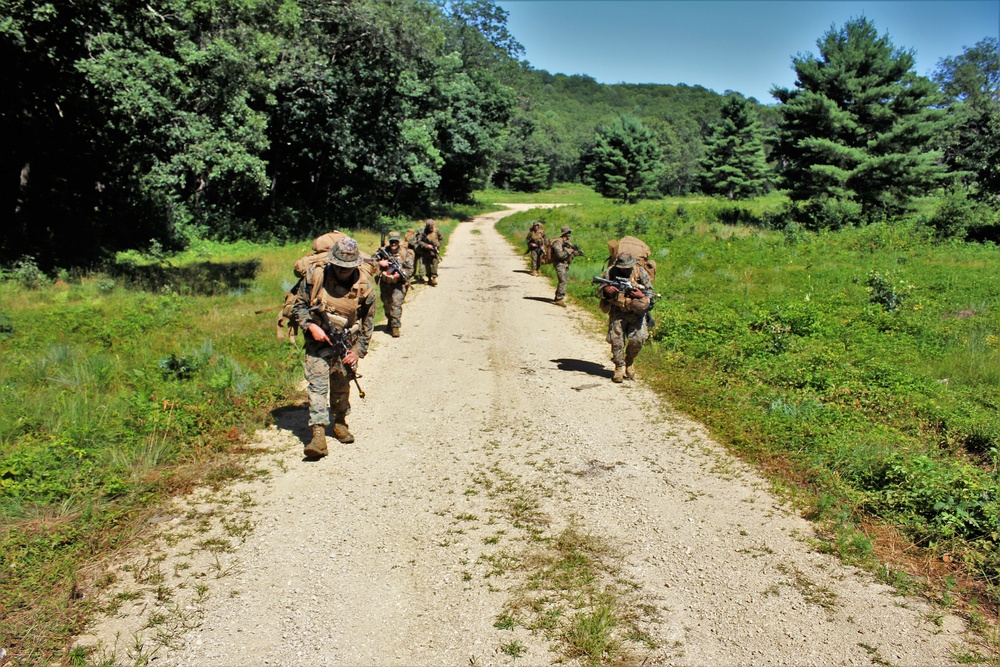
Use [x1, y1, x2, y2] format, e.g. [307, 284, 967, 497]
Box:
[614, 253, 636, 269]
[560, 225, 572, 235]
[329, 237, 361, 268]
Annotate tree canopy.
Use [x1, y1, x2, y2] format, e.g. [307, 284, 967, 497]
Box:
[772, 17, 952, 223]
[581, 113, 664, 204]
[699, 95, 771, 200]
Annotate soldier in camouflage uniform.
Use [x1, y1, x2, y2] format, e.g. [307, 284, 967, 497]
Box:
[550, 226, 582, 306]
[414, 219, 443, 286]
[291, 236, 377, 458]
[378, 231, 414, 338]
[597, 253, 653, 383]
[525, 221, 547, 276]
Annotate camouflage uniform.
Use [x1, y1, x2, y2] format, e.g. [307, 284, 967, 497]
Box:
[414, 220, 443, 286]
[378, 232, 415, 336]
[597, 253, 653, 382]
[291, 237, 376, 450]
[550, 226, 581, 304]
[526, 222, 547, 275]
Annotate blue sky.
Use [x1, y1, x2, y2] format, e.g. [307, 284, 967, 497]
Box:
[494, 1, 998, 103]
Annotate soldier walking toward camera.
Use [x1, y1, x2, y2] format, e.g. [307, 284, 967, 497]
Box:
[597, 253, 653, 383]
[291, 236, 378, 458]
[550, 225, 582, 306]
[414, 219, 443, 286]
[526, 220, 547, 276]
[378, 231, 414, 338]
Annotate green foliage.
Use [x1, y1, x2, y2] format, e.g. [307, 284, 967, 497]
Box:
[772, 17, 952, 218]
[864, 269, 914, 312]
[699, 95, 771, 200]
[581, 114, 664, 204]
[934, 37, 1000, 200]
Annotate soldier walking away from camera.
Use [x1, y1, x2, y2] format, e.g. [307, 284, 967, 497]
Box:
[550, 226, 582, 306]
[526, 221, 547, 275]
[292, 236, 377, 458]
[597, 253, 653, 383]
[378, 231, 414, 338]
[414, 219, 443, 286]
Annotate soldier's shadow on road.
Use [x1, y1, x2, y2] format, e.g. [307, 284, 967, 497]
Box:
[512, 269, 532, 275]
[271, 405, 311, 444]
[523, 296, 556, 304]
[551, 358, 612, 379]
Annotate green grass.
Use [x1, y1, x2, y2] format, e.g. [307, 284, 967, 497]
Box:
[0, 219, 461, 664]
[495, 188, 1000, 616]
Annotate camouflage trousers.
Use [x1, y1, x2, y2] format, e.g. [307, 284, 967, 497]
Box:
[379, 284, 407, 328]
[529, 248, 544, 273]
[554, 261, 570, 299]
[303, 338, 353, 426]
[607, 312, 649, 367]
[418, 252, 439, 279]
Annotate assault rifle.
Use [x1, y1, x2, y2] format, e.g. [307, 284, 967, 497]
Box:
[373, 247, 408, 285]
[307, 306, 366, 399]
[566, 241, 589, 260]
[592, 276, 661, 302]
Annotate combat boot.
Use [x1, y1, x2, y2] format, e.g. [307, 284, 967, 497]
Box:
[332, 414, 355, 444]
[390, 327, 401, 338]
[625, 365, 636, 380]
[428, 276, 437, 286]
[612, 366, 624, 383]
[553, 297, 566, 307]
[304, 425, 328, 459]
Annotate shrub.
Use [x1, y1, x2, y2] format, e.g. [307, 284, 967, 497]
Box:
[10, 256, 49, 289]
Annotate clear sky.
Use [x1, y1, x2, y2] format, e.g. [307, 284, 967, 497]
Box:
[494, 0, 998, 103]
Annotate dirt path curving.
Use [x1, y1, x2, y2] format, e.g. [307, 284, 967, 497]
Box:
[76, 204, 970, 666]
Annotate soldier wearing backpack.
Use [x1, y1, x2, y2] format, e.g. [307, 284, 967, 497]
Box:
[377, 231, 415, 338]
[525, 221, 547, 276]
[550, 226, 583, 306]
[291, 236, 380, 458]
[597, 252, 655, 383]
[414, 219, 443, 286]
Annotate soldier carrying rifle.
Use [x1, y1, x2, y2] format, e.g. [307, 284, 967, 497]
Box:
[414, 219, 443, 286]
[550, 226, 585, 306]
[595, 252, 656, 383]
[292, 236, 380, 458]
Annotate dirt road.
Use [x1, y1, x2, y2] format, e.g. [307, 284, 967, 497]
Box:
[78, 205, 969, 666]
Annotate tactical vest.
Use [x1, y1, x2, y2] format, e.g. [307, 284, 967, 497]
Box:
[311, 262, 377, 329]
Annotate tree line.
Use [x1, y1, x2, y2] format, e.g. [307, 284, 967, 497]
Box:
[2, 0, 524, 268]
[4, 3, 998, 269]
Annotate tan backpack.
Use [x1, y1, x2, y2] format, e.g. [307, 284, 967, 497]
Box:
[273, 231, 346, 342]
[540, 237, 554, 265]
[607, 235, 657, 282]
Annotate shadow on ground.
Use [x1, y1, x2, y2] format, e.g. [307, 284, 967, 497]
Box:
[551, 358, 612, 378]
[271, 405, 311, 444]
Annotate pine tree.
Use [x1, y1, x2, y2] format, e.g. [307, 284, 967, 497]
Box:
[581, 114, 664, 204]
[772, 17, 952, 220]
[699, 95, 771, 200]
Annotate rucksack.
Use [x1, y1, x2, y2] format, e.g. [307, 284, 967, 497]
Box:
[606, 235, 657, 283]
[540, 238, 554, 265]
[274, 231, 346, 343]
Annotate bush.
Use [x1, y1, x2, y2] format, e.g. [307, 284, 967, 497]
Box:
[9, 256, 49, 289]
[793, 198, 864, 231]
[926, 188, 998, 241]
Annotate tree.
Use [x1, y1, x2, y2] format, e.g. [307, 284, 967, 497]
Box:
[581, 114, 664, 204]
[934, 37, 1000, 202]
[699, 95, 771, 200]
[772, 17, 951, 221]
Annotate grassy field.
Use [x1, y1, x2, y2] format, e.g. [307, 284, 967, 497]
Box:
[6, 185, 1000, 660]
[493, 187, 1000, 635]
[0, 215, 474, 664]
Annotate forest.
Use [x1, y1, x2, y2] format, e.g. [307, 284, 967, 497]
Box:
[6, 0, 997, 273]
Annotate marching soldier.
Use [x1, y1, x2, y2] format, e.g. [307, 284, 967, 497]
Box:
[378, 231, 415, 338]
